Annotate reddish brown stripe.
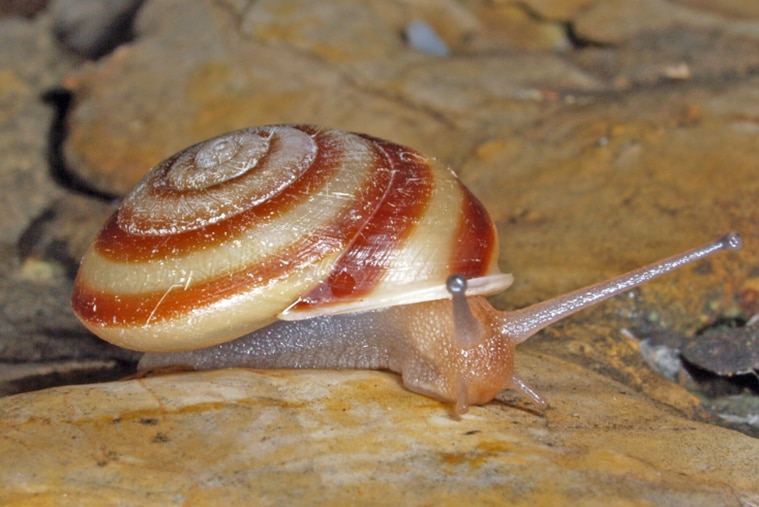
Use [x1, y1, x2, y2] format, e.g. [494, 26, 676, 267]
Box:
[292, 136, 434, 309]
[72, 139, 404, 326]
[96, 127, 342, 263]
[73, 234, 331, 327]
[450, 182, 498, 277]
[72, 140, 396, 327]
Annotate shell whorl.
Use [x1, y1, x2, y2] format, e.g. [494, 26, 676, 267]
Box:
[120, 128, 317, 235]
[72, 125, 512, 352]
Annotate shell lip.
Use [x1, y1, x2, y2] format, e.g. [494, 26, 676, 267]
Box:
[278, 273, 513, 321]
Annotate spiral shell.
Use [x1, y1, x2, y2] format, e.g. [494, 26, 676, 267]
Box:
[72, 125, 512, 352]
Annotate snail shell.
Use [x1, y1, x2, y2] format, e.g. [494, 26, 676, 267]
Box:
[72, 125, 511, 353]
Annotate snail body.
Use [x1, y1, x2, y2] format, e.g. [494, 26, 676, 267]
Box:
[72, 125, 741, 414]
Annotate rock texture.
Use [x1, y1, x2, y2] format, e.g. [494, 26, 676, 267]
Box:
[1, 0, 758, 503]
[50, 0, 145, 59]
[0, 13, 73, 244]
[1, 362, 757, 506]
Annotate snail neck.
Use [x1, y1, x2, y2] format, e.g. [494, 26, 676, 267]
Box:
[496, 232, 741, 345]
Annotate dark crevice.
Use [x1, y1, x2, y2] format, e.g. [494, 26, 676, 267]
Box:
[564, 21, 613, 50]
[42, 88, 118, 201]
[87, 0, 144, 61]
[695, 316, 748, 335]
[681, 358, 759, 396]
[52, 0, 147, 61]
[0, 360, 138, 397]
[510, 2, 613, 51]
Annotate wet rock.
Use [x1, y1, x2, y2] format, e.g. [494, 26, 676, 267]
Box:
[460, 81, 757, 323]
[672, 0, 759, 19]
[0, 359, 134, 397]
[0, 231, 138, 396]
[402, 0, 481, 53]
[456, 79, 758, 432]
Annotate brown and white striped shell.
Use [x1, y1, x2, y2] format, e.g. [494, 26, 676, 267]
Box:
[72, 125, 512, 353]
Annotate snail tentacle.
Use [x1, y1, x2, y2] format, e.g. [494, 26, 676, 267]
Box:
[446, 273, 484, 349]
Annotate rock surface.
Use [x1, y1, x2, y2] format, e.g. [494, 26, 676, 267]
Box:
[50, 0, 145, 59]
[0, 13, 74, 244]
[1, 0, 758, 503]
[1, 361, 757, 506]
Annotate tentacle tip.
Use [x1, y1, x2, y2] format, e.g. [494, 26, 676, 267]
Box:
[721, 232, 742, 251]
[509, 374, 548, 410]
[446, 273, 467, 296]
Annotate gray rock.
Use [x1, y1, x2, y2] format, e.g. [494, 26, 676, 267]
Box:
[0, 14, 75, 244]
[50, 0, 145, 59]
[0, 242, 139, 365]
[0, 0, 49, 18]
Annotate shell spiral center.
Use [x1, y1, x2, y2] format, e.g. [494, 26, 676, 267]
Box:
[166, 132, 269, 190]
[118, 126, 318, 235]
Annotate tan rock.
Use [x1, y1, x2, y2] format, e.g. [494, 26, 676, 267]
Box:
[0, 358, 756, 505]
[573, 0, 759, 45]
[461, 0, 571, 51]
[61, 0, 599, 195]
[4, 2, 758, 498]
[672, 0, 759, 19]
[460, 82, 757, 330]
[520, 0, 597, 21]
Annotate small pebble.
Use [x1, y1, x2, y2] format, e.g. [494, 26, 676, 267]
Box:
[404, 20, 449, 56]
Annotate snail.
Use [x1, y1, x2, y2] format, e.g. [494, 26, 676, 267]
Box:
[71, 124, 742, 414]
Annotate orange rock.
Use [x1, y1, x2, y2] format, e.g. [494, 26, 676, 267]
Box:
[0, 356, 757, 505]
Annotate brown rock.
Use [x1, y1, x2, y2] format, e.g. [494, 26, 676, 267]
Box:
[61, 0, 600, 195]
[460, 83, 757, 328]
[0, 243, 139, 370]
[1, 0, 758, 497]
[520, 0, 597, 21]
[461, 1, 571, 52]
[0, 362, 756, 504]
[569, 27, 759, 89]
[672, 0, 759, 19]
[573, 0, 759, 45]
